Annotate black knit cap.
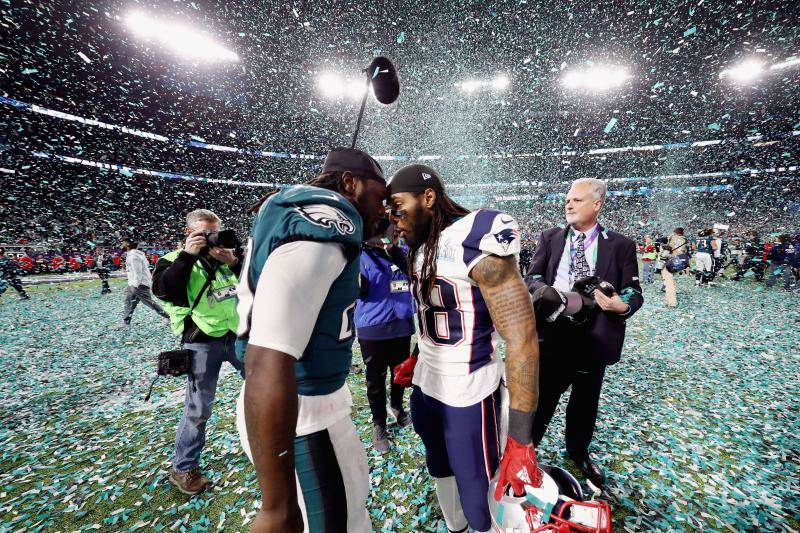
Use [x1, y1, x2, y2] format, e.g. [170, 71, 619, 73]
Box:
[322, 147, 385, 184]
[388, 164, 445, 195]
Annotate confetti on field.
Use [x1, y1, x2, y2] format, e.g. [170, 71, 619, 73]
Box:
[0, 0, 799, 529]
[1, 275, 798, 531]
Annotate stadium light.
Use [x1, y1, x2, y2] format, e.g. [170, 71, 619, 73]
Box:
[719, 59, 764, 83]
[124, 12, 238, 62]
[317, 73, 368, 100]
[769, 57, 800, 71]
[456, 75, 510, 93]
[561, 65, 630, 91]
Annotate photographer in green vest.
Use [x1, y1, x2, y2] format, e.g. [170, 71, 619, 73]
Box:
[152, 209, 243, 495]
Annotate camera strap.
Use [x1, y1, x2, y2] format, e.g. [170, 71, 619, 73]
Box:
[188, 267, 217, 315]
[144, 265, 218, 402]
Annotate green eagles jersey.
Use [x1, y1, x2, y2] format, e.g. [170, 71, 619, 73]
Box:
[696, 236, 714, 254]
[236, 185, 363, 396]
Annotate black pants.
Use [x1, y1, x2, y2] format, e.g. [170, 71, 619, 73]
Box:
[358, 336, 411, 427]
[97, 268, 110, 292]
[531, 350, 606, 460]
[0, 276, 27, 297]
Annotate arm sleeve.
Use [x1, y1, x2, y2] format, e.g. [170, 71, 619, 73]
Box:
[615, 239, 644, 320]
[151, 251, 199, 306]
[525, 231, 550, 293]
[248, 241, 347, 359]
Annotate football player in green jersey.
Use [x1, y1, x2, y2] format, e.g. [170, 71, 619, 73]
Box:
[237, 148, 387, 533]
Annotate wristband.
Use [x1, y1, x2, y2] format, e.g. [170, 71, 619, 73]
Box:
[507, 408, 535, 445]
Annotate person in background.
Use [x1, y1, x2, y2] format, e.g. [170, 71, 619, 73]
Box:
[0, 247, 30, 300]
[735, 231, 766, 281]
[790, 234, 800, 293]
[766, 234, 791, 290]
[68, 253, 82, 273]
[19, 251, 34, 275]
[112, 252, 122, 271]
[518, 238, 536, 275]
[51, 251, 64, 273]
[694, 228, 718, 286]
[152, 210, 244, 495]
[83, 252, 95, 271]
[525, 177, 643, 488]
[95, 246, 112, 295]
[640, 235, 657, 284]
[355, 219, 415, 453]
[120, 238, 169, 328]
[661, 228, 688, 307]
[729, 236, 744, 279]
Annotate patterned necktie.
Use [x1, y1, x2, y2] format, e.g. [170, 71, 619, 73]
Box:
[572, 233, 592, 280]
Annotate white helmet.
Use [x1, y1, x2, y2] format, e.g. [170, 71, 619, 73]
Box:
[487, 465, 612, 533]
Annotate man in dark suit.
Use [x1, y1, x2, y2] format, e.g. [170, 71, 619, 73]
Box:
[525, 178, 643, 487]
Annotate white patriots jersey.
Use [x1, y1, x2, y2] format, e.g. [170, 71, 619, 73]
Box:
[410, 209, 520, 406]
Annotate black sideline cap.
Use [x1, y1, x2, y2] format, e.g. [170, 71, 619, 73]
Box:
[388, 164, 445, 195]
[322, 147, 385, 184]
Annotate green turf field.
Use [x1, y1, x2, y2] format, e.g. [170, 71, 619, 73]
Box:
[1, 275, 798, 532]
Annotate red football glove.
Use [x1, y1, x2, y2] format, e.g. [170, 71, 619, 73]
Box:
[493, 436, 542, 501]
[392, 355, 417, 387]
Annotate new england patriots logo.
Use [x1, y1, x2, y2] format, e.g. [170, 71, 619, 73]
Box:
[494, 228, 519, 252]
[295, 204, 356, 235]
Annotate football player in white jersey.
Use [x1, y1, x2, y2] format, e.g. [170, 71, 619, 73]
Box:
[389, 165, 542, 533]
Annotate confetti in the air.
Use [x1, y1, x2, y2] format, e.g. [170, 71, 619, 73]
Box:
[0, 0, 798, 531]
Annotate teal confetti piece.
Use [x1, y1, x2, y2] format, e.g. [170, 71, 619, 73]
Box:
[683, 26, 697, 37]
[707, 123, 721, 130]
[604, 117, 618, 133]
[397, 31, 406, 44]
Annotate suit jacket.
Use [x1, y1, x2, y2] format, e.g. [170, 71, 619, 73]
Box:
[525, 224, 643, 366]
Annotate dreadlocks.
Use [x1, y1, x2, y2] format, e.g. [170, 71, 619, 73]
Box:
[411, 190, 470, 306]
[245, 172, 347, 215]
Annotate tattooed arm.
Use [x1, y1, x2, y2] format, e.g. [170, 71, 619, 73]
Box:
[470, 254, 539, 426]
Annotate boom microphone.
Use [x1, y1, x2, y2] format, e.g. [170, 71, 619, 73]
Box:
[351, 56, 400, 148]
[367, 56, 400, 105]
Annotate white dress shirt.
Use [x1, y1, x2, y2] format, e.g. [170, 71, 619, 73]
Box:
[553, 224, 600, 292]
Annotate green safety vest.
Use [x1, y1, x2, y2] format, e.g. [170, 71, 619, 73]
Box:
[161, 250, 239, 338]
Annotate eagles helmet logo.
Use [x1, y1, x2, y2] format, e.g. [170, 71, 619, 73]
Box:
[494, 228, 519, 252]
[295, 204, 356, 235]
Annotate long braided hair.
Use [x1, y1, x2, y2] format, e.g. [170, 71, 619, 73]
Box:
[411, 190, 470, 305]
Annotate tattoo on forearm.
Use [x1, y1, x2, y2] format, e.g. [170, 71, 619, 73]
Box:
[473, 254, 540, 413]
[505, 352, 538, 412]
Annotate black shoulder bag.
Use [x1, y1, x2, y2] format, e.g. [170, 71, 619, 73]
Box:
[143, 268, 217, 401]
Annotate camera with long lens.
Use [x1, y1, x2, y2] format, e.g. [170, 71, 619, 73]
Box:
[201, 229, 239, 255]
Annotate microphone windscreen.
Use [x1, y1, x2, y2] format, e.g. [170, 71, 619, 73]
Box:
[367, 56, 400, 105]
